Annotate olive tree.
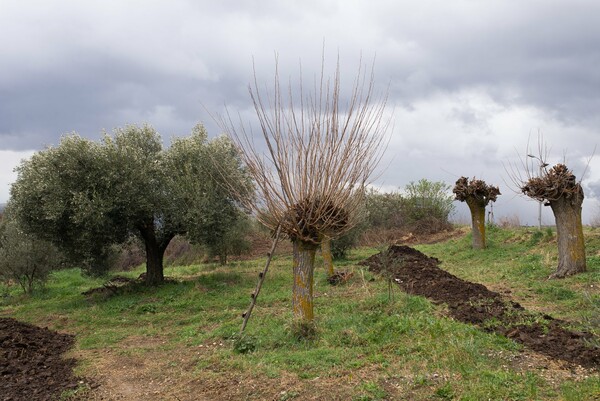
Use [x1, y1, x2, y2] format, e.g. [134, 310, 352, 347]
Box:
[0, 207, 62, 293]
[222, 60, 388, 331]
[10, 124, 252, 285]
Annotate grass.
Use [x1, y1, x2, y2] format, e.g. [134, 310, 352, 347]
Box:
[2, 226, 600, 400]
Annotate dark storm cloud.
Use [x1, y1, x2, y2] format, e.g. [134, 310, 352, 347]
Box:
[371, 1, 600, 123]
[3, 0, 599, 149]
[1, 0, 599, 221]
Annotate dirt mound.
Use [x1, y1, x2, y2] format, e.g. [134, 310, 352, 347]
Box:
[1, 317, 81, 401]
[361, 245, 600, 369]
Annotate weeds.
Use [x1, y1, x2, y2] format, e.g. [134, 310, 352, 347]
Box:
[2, 227, 600, 399]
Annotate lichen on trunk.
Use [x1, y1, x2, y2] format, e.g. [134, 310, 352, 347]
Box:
[453, 177, 500, 250]
[467, 199, 487, 249]
[321, 236, 334, 277]
[550, 196, 586, 278]
[292, 239, 317, 323]
[520, 163, 587, 278]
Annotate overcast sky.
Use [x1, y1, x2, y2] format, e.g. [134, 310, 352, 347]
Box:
[1, 0, 599, 224]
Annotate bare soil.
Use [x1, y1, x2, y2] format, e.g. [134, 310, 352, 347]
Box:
[0, 317, 83, 401]
[361, 245, 600, 369]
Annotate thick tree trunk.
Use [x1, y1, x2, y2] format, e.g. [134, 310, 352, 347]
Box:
[144, 238, 165, 285]
[466, 199, 486, 249]
[321, 236, 334, 277]
[292, 239, 317, 323]
[549, 196, 586, 278]
[138, 221, 174, 286]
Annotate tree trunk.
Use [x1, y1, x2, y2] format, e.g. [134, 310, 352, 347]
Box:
[292, 239, 317, 323]
[138, 221, 173, 286]
[144, 238, 165, 285]
[321, 236, 334, 277]
[549, 195, 586, 278]
[467, 199, 486, 249]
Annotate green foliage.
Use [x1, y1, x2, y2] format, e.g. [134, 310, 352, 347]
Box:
[364, 179, 453, 234]
[0, 209, 63, 293]
[365, 189, 404, 229]
[434, 383, 455, 400]
[232, 333, 258, 354]
[403, 179, 454, 233]
[525, 227, 553, 247]
[331, 222, 366, 259]
[3, 228, 600, 399]
[9, 123, 252, 280]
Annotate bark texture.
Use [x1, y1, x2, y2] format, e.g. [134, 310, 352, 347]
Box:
[521, 164, 586, 278]
[138, 220, 174, 286]
[466, 199, 487, 250]
[550, 196, 586, 277]
[321, 237, 334, 277]
[292, 240, 317, 323]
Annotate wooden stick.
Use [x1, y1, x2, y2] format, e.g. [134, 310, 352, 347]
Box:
[240, 225, 282, 334]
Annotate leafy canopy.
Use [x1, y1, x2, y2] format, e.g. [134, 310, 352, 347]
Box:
[10, 124, 252, 278]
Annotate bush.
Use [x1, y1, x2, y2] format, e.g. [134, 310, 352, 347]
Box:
[0, 212, 63, 293]
[331, 225, 364, 259]
[403, 179, 454, 233]
[363, 180, 454, 237]
[365, 189, 405, 229]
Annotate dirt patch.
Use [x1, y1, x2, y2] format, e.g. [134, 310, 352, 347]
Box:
[361, 245, 600, 370]
[0, 317, 82, 401]
[81, 275, 179, 298]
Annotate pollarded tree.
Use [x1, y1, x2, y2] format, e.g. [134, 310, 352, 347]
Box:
[453, 177, 500, 249]
[10, 124, 252, 285]
[521, 164, 586, 277]
[222, 59, 388, 331]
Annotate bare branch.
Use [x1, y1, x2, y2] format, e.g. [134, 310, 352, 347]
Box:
[219, 56, 389, 244]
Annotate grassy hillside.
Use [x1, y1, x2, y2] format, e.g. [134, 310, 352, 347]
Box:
[1, 226, 600, 400]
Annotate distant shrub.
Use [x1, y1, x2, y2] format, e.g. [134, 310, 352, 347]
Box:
[331, 224, 364, 259]
[365, 189, 405, 229]
[364, 179, 454, 238]
[403, 179, 454, 232]
[0, 210, 63, 293]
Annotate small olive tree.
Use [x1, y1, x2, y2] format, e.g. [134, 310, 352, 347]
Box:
[0, 208, 62, 293]
[222, 59, 388, 331]
[453, 177, 500, 249]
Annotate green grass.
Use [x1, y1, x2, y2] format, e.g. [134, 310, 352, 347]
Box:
[2, 226, 600, 400]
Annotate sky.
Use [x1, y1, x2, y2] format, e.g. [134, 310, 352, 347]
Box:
[1, 0, 599, 224]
